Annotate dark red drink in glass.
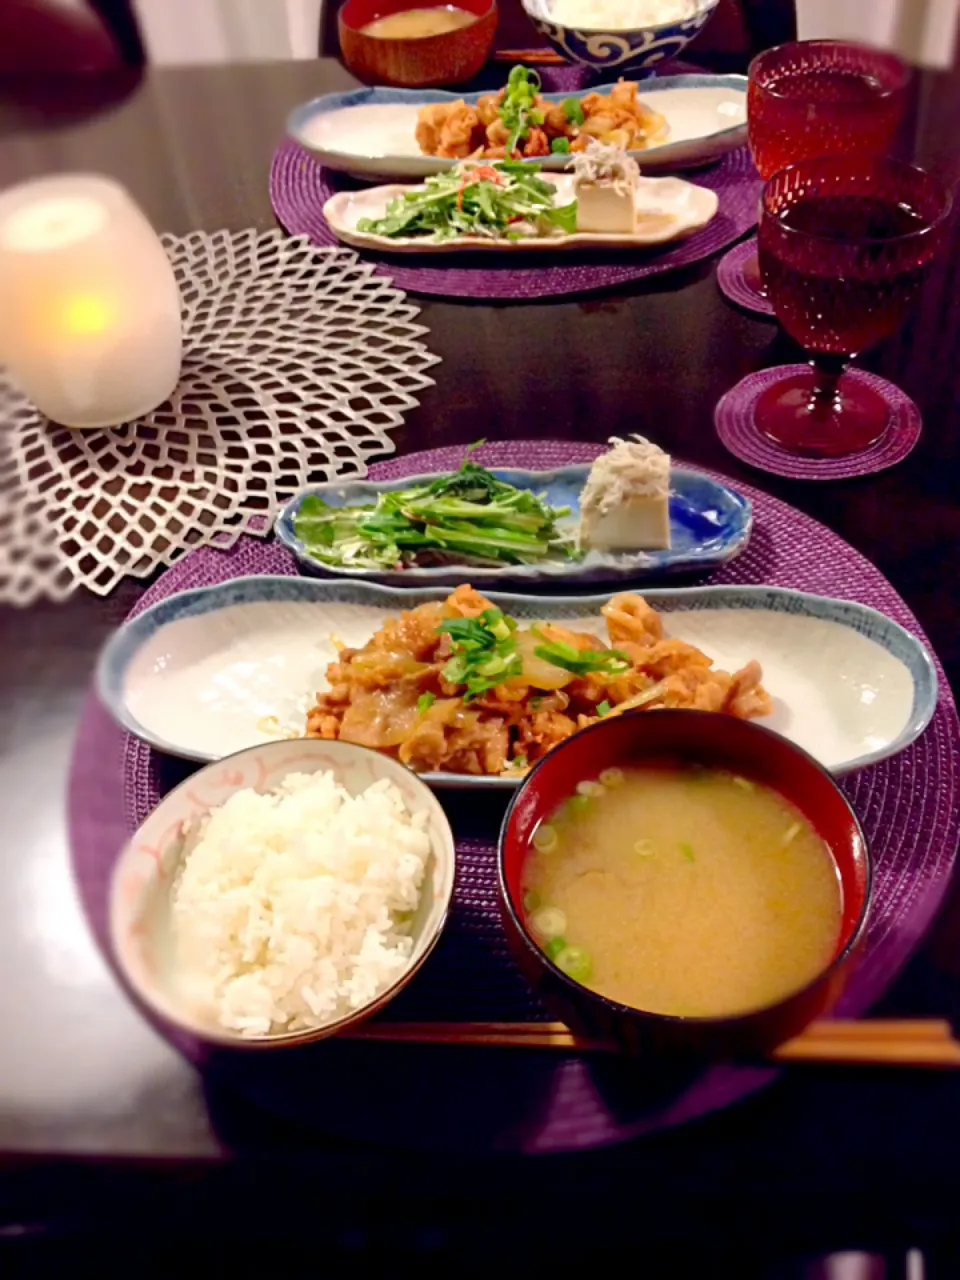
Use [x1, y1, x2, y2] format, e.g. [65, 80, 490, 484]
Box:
[741, 40, 910, 297]
[755, 155, 951, 456]
[748, 40, 910, 181]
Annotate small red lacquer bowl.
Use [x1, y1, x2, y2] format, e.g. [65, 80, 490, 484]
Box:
[498, 710, 872, 1059]
[339, 0, 497, 88]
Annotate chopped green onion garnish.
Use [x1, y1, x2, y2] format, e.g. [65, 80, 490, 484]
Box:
[680, 841, 695, 862]
[781, 822, 802, 847]
[576, 780, 605, 799]
[555, 944, 592, 982]
[500, 66, 543, 153]
[568, 794, 591, 814]
[732, 775, 755, 792]
[550, 137, 570, 154]
[545, 936, 567, 961]
[634, 839, 654, 857]
[533, 823, 558, 853]
[562, 96, 584, 125]
[417, 691, 435, 714]
[522, 889, 541, 913]
[599, 766, 624, 787]
[436, 607, 523, 700]
[530, 905, 567, 939]
[531, 627, 631, 677]
[596, 700, 612, 717]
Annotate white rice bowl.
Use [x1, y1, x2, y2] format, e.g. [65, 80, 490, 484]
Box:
[109, 739, 456, 1047]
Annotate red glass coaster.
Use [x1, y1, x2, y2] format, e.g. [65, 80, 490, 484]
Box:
[717, 238, 775, 317]
[714, 365, 921, 480]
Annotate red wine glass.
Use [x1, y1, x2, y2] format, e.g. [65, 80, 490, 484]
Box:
[742, 39, 910, 296]
[755, 155, 952, 456]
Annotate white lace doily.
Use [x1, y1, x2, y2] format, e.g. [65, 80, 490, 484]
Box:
[0, 230, 440, 605]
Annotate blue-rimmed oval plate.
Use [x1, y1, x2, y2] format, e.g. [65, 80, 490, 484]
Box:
[287, 74, 747, 181]
[96, 576, 937, 784]
[274, 464, 752, 588]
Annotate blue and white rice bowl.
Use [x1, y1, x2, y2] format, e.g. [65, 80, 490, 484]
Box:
[521, 0, 719, 75]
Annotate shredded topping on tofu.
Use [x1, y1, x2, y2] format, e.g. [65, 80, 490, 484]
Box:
[570, 141, 640, 196]
[580, 435, 671, 518]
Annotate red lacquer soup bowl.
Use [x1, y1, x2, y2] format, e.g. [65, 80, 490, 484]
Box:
[339, 0, 497, 88]
[498, 710, 872, 1059]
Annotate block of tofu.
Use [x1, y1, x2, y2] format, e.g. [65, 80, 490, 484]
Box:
[571, 140, 641, 237]
[579, 435, 671, 551]
[575, 180, 636, 235]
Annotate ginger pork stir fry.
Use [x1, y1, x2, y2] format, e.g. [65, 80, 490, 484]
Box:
[415, 66, 667, 161]
[305, 586, 772, 777]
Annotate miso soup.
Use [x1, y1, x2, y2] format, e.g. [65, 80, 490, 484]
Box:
[361, 7, 477, 38]
[521, 763, 843, 1018]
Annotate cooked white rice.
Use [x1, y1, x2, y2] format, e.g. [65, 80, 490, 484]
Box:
[551, 0, 695, 30]
[171, 771, 431, 1037]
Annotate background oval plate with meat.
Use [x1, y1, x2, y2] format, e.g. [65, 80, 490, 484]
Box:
[287, 74, 747, 181]
[274, 465, 752, 587]
[97, 577, 937, 783]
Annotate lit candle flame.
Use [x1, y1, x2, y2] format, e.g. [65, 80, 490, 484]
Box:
[62, 294, 113, 335]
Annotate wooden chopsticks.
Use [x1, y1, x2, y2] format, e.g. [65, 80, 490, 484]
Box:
[343, 1018, 960, 1067]
[493, 48, 568, 64]
[774, 1019, 960, 1066]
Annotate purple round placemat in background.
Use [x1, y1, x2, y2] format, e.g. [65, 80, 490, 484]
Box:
[716, 236, 774, 316]
[527, 56, 701, 93]
[715, 367, 923, 480]
[68, 441, 960, 1154]
[270, 142, 761, 300]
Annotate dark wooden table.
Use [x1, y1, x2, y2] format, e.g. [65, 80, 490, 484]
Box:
[2, 59, 960, 1265]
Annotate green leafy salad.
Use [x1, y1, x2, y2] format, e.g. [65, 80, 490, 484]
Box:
[292, 453, 580, 571]
[355, 160, 577, 243]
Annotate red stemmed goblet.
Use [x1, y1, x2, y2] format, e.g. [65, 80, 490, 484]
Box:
[740, 39, 910, 298]
[754, 155, 952, 456]
[749, 39, 910, 180]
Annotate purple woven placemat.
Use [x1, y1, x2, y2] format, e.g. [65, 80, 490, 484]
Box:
[715, 367, 923, 480]
[520, 57, 694, 92]
[506, 56, 702, 93]
[69, 439, 959, 1153]
[269, 142, 761, 300]
[716, 236, 774, 316]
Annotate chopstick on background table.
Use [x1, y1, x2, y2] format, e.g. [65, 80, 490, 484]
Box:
[493, 49, 568, 64]
[344, 1019, 960, 1067]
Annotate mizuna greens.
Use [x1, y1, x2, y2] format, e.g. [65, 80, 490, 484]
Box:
[292, 455, 579, 570]
[355, 160, 577, 242]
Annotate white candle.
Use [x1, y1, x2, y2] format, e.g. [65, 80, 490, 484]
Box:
[0, 175, 181, 429]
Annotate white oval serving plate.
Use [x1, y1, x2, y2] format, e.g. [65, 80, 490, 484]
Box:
[97, 577, 937, 785]
[323, 172, 717, 252]
[287, 74, 748, 181]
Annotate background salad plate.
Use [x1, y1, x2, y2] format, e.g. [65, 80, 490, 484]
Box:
[324, 172, 717, 252]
